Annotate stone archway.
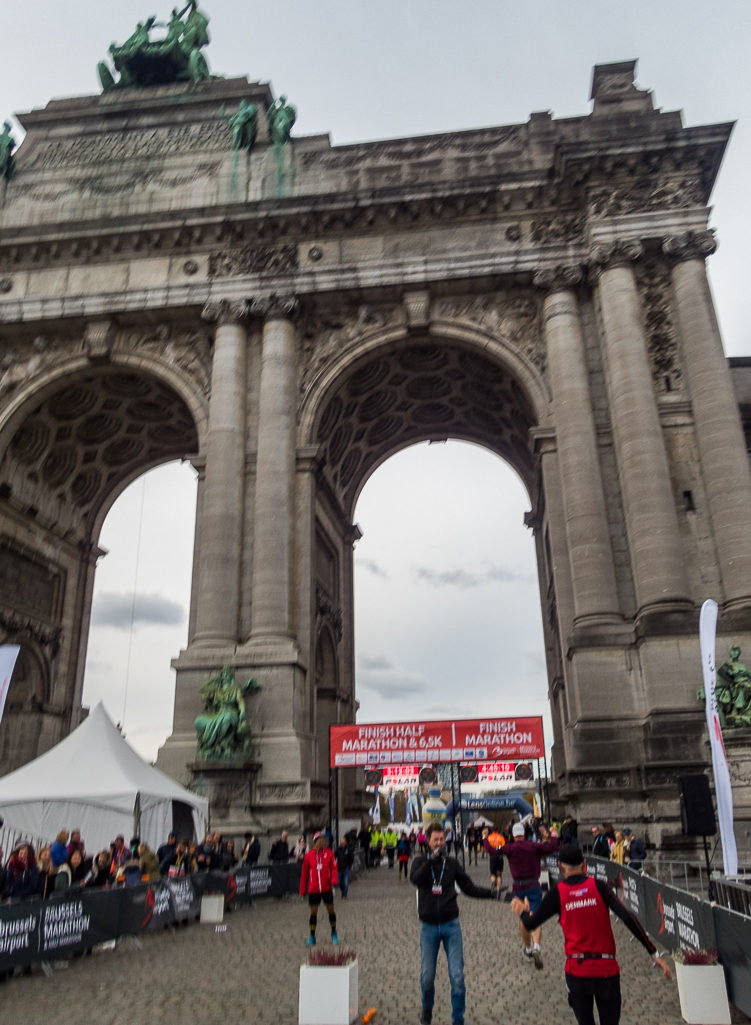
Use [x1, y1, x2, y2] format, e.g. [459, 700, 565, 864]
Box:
[302, 323, 557, 824]
[0, 359, 201, 774]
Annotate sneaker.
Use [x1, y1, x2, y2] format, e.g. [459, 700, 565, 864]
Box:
[307, 936, 316, 946]
[523, 946, 534, 961]
[420, 1010, 432, 1025]
[332, 932, 339, 945]
[533, 947, 543, 971]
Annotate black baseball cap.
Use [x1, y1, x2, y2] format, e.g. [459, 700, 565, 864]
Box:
[559, 844, 585, 866]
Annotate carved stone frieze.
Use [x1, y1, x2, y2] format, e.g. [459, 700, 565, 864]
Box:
[643, 767, 691, 788]
[208, 243, 299, 279]
[27, 123, 232, 170]
[662, 230, 717, 262]
[589, 175, 704, 218]
[433, 290, 545, 373]
[530, 215, 585, 245]
[298, 126, 523, 170]
[257, 782, 308, 804]
[634, 257, 682, 391]
[0, 336, 68, 400]
[569, 772, 632, 790]
[301, 302, 404, 392]
[316, 584, 343, 643]
[116, 324, 213, 396]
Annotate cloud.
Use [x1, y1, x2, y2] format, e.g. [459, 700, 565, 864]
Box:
[358, 654, 429, 700]
[357, 558, 389, 579]
[91, 592, 186, 630]
[414, 563, 524, 589]
[360, 654, 393, 670]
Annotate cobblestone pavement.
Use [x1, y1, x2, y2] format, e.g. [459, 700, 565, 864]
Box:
[0, 860, 747, 1025]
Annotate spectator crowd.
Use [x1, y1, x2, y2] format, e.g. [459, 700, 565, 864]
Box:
[0, 827, 265, 902]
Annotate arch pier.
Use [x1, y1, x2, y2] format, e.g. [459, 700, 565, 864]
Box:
[1, 62, 750, 847]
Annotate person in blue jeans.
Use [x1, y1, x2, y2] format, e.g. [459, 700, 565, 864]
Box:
[410, 821, 495, 1025]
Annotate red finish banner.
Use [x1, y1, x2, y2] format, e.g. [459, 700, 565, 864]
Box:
[330, 716, 544, 767]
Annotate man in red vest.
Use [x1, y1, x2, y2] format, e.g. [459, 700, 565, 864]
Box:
[511, 844, 670, 1025]
[300, 831, 339, 946]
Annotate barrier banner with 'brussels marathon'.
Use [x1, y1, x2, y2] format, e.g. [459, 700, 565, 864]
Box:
[700, 598, 739, 875]
[330, 716, 544, 767]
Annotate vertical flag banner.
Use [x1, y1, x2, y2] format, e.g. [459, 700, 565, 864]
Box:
[0, 644, 20, 730]
[699, 599, 739, 875]
[405, 790, 412, 827]
[388, 789, 395, 823]
[371, 789, 380, 825]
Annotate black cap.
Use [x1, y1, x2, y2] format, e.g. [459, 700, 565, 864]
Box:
[559, 843, 585, 866]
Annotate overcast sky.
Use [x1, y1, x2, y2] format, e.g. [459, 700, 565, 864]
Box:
[3, 1, 750, 761]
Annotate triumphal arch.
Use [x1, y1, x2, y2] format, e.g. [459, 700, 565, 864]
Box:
[1, 12, 750, 842]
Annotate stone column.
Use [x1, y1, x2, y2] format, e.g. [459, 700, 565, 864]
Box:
[192, 300, 248, 646]
[594, 240, 691, 614]
[664, 231, 751, 609]
[534, 266, 621, 626]
[249, 295, 299, 641]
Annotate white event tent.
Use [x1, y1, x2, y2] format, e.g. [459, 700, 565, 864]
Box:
[0, 702, 208, 851]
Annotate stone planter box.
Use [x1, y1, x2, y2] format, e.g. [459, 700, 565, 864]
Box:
[299, 961, 358, 1025]
[200, 894, 224, 924]
[675, 962, 731, 1024]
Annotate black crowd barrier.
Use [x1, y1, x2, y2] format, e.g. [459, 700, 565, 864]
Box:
[0, 862, 301, 973]
[544, 854, 751, 1017]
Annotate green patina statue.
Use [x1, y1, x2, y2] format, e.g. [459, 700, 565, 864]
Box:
[267, 95, 297, 147]
[222, 100, 259, 152]
[267, 95, 297, 194]
[194, 665, 261, 759]
[0, 122, 16, 182]
[698, 645, 751, 729]
[98, 1, 212, 92]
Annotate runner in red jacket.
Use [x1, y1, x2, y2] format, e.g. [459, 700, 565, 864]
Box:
[300, 832, 339, 946]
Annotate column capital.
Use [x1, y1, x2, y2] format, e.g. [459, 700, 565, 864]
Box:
[250, 293, 299, 321]
[590, 238, 644, 270]
[532, 264, 584, 293]
[662, 229, 717, 262]
[202, 299, 249, 326]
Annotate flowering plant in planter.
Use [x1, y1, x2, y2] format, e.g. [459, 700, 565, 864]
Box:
[673, 947, 719, 966]
[307, 948, 357, 967]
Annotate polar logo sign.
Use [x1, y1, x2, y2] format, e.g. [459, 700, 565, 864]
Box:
[656, 893, 701, 949]
[0, 911, 37, 957]
[42, 901, 91, 953]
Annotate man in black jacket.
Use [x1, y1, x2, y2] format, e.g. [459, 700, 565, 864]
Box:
[410, 821, 494, 1025]
[242, 831, 261, 865]
[270, 830, 291, 863]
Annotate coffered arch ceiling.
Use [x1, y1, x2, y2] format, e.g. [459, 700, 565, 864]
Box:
[315, 340, 537, 519]
[1, 368, 198, 545]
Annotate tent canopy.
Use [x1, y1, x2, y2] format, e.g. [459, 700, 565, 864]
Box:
[0, 702, 207, 852]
